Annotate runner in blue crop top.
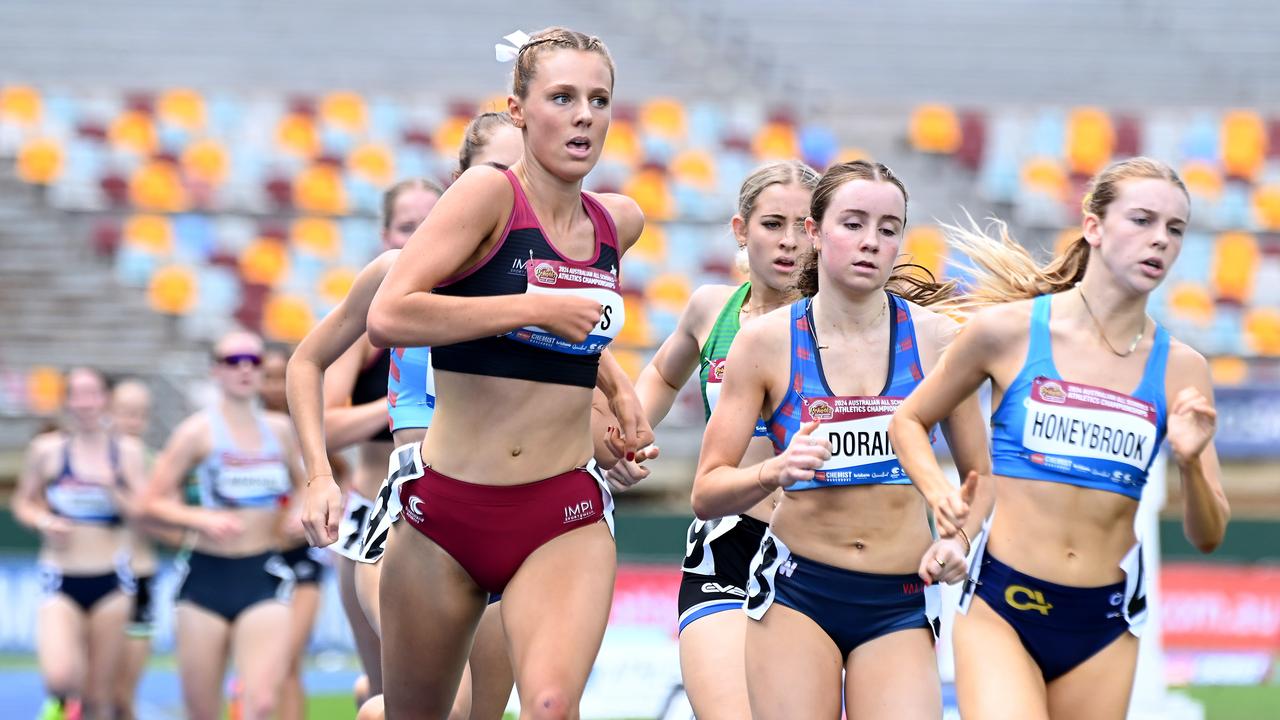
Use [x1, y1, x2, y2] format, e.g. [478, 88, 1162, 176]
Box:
[13, 367, 150, 719]
[890, 157, 1229, 719]
[693, 160, 991, 719]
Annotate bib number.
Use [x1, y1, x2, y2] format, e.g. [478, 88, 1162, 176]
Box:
[505, 260, 624, 355]
[801, 396, 908, 484]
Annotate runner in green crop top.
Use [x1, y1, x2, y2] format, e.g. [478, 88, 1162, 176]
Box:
[606, 161, 818, 720]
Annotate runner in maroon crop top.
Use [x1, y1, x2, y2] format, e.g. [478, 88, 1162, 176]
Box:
[357, 26, 650, 719]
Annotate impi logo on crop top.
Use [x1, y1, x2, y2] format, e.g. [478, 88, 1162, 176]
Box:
[1023, 377, 1157, 472]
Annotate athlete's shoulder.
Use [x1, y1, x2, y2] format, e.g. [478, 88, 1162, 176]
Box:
[590, 192, 644, 247]
[27, 431, 63, 455]
[736, 299, 793, 350]
[1165, 334, 1210, 381]
[684, 283, 741, 326]
[902, 299, 963, 352]
[960, 297, 1036, 350]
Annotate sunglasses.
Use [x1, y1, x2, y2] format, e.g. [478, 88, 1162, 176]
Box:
[218, 353, 263, 368]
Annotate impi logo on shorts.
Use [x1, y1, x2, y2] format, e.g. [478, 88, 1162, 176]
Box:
[563, 499, 595, 524]
[1005, 585, 1053, 615]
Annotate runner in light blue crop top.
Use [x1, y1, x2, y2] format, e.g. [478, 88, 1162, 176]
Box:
[765, 292, 933, 491]
[989, 294, 1169, 500]
[388, 346, 436, 433]
[195, 409, 292, 509]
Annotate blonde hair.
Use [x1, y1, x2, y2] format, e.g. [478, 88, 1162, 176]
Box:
[512, 27, 614, 99]
[941, 157, 1189, 311]
[456, 111, 516, 178]
[797, 160, 955, 306]
[734, 160, 819, 273]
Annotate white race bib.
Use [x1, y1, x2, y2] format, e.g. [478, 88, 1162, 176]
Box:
[215, 455, 291, 503]
[46, 483, 118, 521]
[1021, 378, 1158, 477]
[801, 396, 908, 484]
[505, 260, 624, 355]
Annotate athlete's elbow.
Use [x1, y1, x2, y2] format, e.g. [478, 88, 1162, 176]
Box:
[1193, 535, 1223, 554]
[689, 481, 718, 521]
[365, 305, 398, 348]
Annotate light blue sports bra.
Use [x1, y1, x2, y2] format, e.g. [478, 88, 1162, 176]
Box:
[989, 294, 1169, 500]
[195, 409, 292, 509]
[388, 346, 435, 433]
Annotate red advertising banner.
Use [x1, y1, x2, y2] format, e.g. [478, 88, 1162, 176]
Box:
[1161, 563, 1280, 651]
[610, 564, 682, 636]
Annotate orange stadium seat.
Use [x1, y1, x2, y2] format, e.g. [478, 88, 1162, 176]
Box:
[320, 91, 368, 134]
[1209, 355, 1249, 385]
[909, 104, 961, 155]
[181, 138, 229, 186]
[157, 89, 206, 131]
[317, 266, 358, 306]
[1020, 157, 1068, 201]
[16, 137, 63, 184]
[1244, 307, 1280, 356]
[276, 112, 321, 158]
[262, 293, 315, 343]
[239, 237, 291, 287]
[0, 85, 41, 126]
[1252, 183, 1280, 231]
[603, 119, 642, 167]
[432, 115, 470, 157]
[639, 98, 687, 141]
[902, 226, 947, 279]
[752, 121, 799, 161]
[109, 110, 159, 155]
[27, 366, 65, 415]
[1221, 109, 1267, 182]
[670, 149, 716, 192]
[835, 147, 872, 164]
[623, 168, 674, 222]
[147, 264, 198, 315]
[1066, 107, 1114, 177]
[129, 160, 187, 212]
[615, 293, 650, 347]
[1181, 161, 1224, 200]
[293, 163, 347, 214]
[291, 217, 341, 260]
[645, 272, 691, 315]
[1211, 231, 1259, 303]
[1054, 227, 1083, 256]
[348, 142, 395, 186]
[123, 214, 174, 255]
[1167, 282, 1216, 327]
[628, 224, 667, 262]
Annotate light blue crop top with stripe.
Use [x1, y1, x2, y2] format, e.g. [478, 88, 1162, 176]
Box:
[388, 346, 436, 433]
[989, 294, 1169, 500]
[766, 293, 930, 491]
[195, 409, 292, 509]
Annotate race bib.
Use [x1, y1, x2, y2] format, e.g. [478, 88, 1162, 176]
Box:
[46, 483, 117, 521]
[215, 455, 291, 504]
[1021, 377, 1158, 486]
[801, 396, 909, 484]
[505, 260, 624, 355]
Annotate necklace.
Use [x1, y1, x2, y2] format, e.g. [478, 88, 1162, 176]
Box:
[815, 294, 887, 350]
[1077, 287, 1145, 357]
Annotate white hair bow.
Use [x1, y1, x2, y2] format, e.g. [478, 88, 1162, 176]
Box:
[494, 30, 532, 62]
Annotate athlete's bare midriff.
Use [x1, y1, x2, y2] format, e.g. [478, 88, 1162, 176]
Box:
[353, 440, 396, 499]
[770, 484, 932, 575]
[422, 369, 594, 484]
[193, 506, 285, 557]
[986, 476, 1139, 587]
[39, 524, 127, 575]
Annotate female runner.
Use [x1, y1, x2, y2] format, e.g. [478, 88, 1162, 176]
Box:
[694, 160, 989, 719]
[890, 157, 1229, 719]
